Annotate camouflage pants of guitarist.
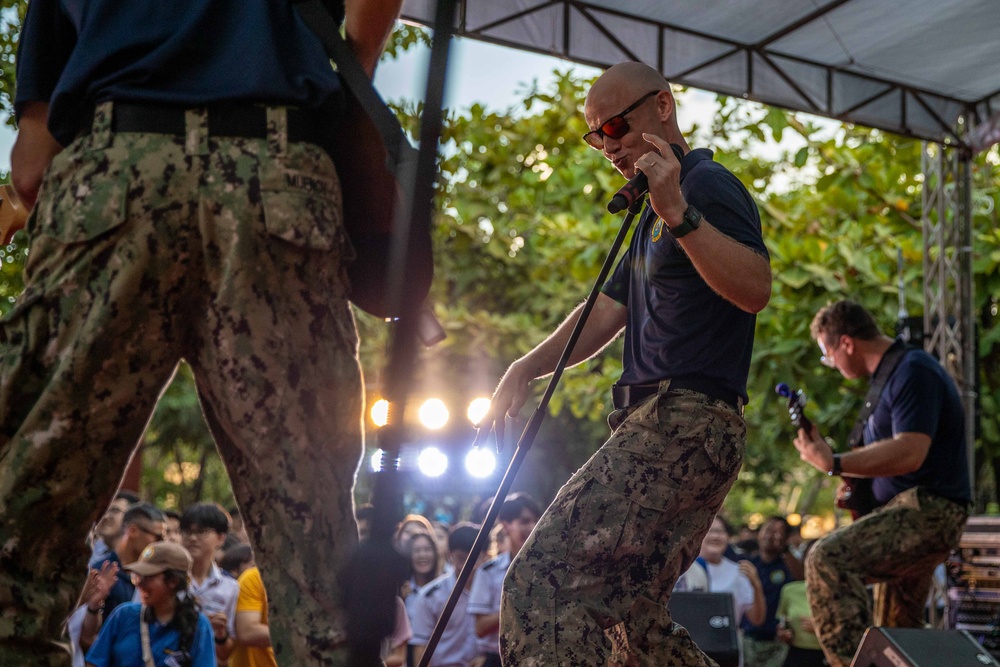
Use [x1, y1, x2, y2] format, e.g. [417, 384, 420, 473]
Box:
[805, 487, 968, 667]
[501, 386, 746, 666]
[0, 102, 363, 666]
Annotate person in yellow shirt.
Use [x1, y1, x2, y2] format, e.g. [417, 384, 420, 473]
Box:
[230, 563, 277, 667]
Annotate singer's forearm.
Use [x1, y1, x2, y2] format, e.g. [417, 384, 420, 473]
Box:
[677, 220, 771, 313]
[518, 294, 626, 380]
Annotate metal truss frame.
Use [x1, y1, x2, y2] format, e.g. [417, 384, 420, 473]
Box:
[922, 133, 976, 482]
[402, 0, 1000, 147]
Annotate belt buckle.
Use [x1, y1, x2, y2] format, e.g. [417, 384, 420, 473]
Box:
[611, 383, 628, 410]
[615, 383, 661, 410]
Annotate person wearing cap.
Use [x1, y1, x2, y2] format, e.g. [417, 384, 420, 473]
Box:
[79, 502, 168, 655]
[85, 541, 215, 667]
[87, 502, 168, 626]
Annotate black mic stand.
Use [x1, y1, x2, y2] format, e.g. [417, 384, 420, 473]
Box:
[416, 197, 646, 667]
[339, 1, 457, 665]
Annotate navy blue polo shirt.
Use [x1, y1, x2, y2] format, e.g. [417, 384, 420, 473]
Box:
[15, 0, 343, 146]
[601, 149, 768, 401]
[87, 549, 135, 618]
[867, 346, 971, 505]
[742, 555, 794, 640]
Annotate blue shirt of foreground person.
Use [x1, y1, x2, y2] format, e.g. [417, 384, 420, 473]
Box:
[86, 542, 214, 667]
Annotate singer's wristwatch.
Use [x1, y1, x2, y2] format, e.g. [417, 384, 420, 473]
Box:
[668, 204, 702, 238]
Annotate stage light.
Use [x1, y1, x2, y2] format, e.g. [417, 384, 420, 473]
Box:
[370, 449, 384, 472]
[464, 447, 497, 478]
[417, 447, 448, 477]
[802, 515, 826, 540]
[418, 398, 449, 430]
[467, 397, 492, 426]
[370, 399, 389, 427]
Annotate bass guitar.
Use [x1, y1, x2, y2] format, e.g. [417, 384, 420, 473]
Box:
[775, 383, 875, 519]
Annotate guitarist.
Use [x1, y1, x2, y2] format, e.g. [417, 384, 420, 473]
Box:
[792, 300, 971, 667]
[1, 1, 401, 666]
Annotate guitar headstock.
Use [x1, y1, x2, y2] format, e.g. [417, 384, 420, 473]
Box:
[775, 383, 812, 431]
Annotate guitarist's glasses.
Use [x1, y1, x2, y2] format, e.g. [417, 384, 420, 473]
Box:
[818, 338, 841, 368]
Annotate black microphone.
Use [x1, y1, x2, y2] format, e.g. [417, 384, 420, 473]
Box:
[607, 172, 647, 215]
[607, 143, 685, 214]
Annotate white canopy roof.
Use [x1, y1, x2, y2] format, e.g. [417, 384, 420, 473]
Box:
[401, 0, 1000, 147]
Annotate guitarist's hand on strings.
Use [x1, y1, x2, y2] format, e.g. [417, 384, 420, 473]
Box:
[793, 423, 835, 475]
[834, 481, 854, 504]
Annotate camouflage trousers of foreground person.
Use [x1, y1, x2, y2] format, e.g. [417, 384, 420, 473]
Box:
[0, 102, 363, 666]
[501, 385, 746, 666]
[742, 637, 788, 667]
[805, 487, 968, 667]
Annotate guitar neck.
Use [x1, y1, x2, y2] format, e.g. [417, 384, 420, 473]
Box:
[797, 413, 813, 432]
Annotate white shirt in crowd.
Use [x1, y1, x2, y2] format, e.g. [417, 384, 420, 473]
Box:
[467, 551, 510, 657]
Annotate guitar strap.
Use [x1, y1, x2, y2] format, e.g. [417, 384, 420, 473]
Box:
[845, 339, 909, 450]
[291, 0, 414, 168]
[289, 0, 441, 319]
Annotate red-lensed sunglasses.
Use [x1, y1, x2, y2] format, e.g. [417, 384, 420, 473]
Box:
[582, 90, 659, 149]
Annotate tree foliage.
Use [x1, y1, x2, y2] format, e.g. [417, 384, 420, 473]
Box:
[0, 0, 27, 129]
[710, 99, 1000, 519]
[0, 2, 27, 303]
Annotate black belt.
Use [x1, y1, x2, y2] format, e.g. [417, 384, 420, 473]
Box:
[612, 377, 741, 412]
[83, 101, 334, 148]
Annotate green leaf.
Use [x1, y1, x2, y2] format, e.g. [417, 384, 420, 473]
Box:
[794, 147, 809, 168]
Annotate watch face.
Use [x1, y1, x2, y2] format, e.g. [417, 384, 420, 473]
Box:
[684, 206, 702, 227]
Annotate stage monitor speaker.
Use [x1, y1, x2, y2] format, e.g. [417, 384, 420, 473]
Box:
[669, 592, 739, 667]
[851, 627, 1000, 667]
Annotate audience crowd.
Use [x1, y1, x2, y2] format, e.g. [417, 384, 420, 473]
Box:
[74, 496, 270, 667]
[77, 488, 836, 667]
[675, 515, 824, 667]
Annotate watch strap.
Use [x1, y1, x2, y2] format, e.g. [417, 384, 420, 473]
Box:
[668, 204, 701, 238]
[829, 453, 842, 476]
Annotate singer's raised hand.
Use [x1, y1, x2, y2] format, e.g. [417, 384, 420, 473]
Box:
[474, 359, 534, 452]
[638, 132, 688, 227]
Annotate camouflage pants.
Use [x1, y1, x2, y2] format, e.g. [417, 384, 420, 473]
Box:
[0, 102, 363, 666]
[501, 386, 746, 666]
[805, 487, 968, 667]
[742, 637, 788, 667]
